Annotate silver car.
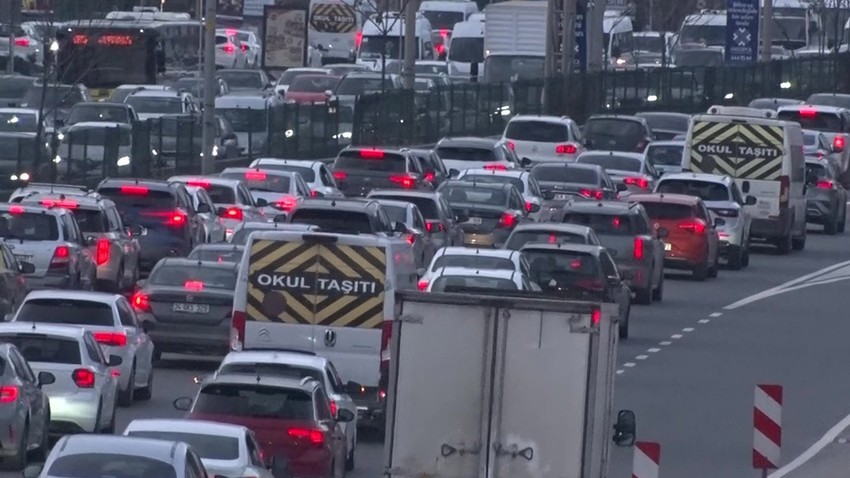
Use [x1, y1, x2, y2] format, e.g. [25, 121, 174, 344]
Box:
[219, 168, 312, 218]
[123, 419, 275, 478]
[55, 122, 134, 178]
[0, 323, 120, 435]
[0, 343, 52, 471]
[185, 185, 227, 243]
[249, 158, 344, 197]
[576, 151, 660, 198]
[11, 290, 155, 407]
[168, 176, 268, 241]
[371, 199, 432, 268]
[187, 243, 245, 264]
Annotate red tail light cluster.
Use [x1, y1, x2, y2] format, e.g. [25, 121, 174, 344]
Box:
[780, 176, 790, 205]
[555, 143, 577, 155]
[72, 368, 95, 388]
[624, 177, 649, 189]
[221, 207, 243, 221]
[120, 185, 149, 195]
[424, 171, 436, 182]
[817, 180, 836, 189]
[579, 189, 604, 200]
[525, 201, 534, 212]
[276, 195, 299, 211]
[633, 237, 644, 260]
[417, 279, 429, 291]
[834, 135, 846, 152]
[389, 175, 416, 189]
[0, 386, 18, 403]
[14, 38, 29, 47]
[591, 309, 601, 326]
[425, 221, 445, 233]
[231, 310, 246, 350]
[360, 149, 385, 159]
[7, 205, 24, 215]
[678, 220, 707, 235]
[222, 44, 235, 54]
[483, 163, 507, 171]
[49, 246, 70, 270]
[333, 171, 347, 180]
[380, 321, 393, 357]
[287, 427, 324, 446]
[93, 332, 127, 347]
[184, 280, 205, 291]
[166, 210, 187, 227]
[96, 239, 110, 266]
[131, 292, 150, 312]
[506, 141, 515, 151]
[498, 213, 518, 228]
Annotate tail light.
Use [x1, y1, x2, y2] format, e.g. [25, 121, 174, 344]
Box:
[49, 246, 70, 270]
[579, 189, 604, 200]
[817, 179, 835, 189]
[187, 179, 210, 188]
[0, 386, 18, 403]
[498, 213, 518, 228]
[624, 177, 649, 189]
[231, 310, 246, 350]
[800, 108, 817, 118]
[14, 38, 29, 47]
[120, 185, 148, 195]
[95, 238, 110, 266]
[834, 135, 845, 152]
[7, 205, 24, 215]
[333, 171, 347, 180]
[779, 175, 790, 205]
[166, 209, 188, 227]
[712, 208, 739, 218]
[41, 199, 78, 209]
[424, 171, 436, 182]
[380, 320, 392, 361]
[678, 219, 707, 234]
[276, 195, 299, 211]
[525, 201, 534, 212]
[131, 292, 150, 312]
[240, 44, 248, 51]
[72, 368, 95, 388]
[355, 31, 362, 48]
[360, 149, 385, 159]
[506, 141, 515, 151]
[405, 234, 416, 245]
[244, 170, 267, 181]
[633, 237, 644, 260]
[222, 44, 235, 54]
[310, 190, 319, 197]
[417, 279, 429, 290]
[435, 43, 446, 55]
[93, 332, 127, 347]
[287, 427, 324, 446]
[635, 141, 647, 151]
[221, 207, 243, 221]
[389, 175, 416, 188]
[425, 221, 445, 233]
[555, 143, 577, 155]
[184, 280, 205, 291]
[592, 309, 601, 326]
[483, 163, 507, 171]
[329, 400, 338, 417]
[379, 389, 387, 399]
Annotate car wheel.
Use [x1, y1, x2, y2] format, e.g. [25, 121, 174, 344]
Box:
[102, 403, 116, 434]
[652, 272, 663, 301]
[634, 286, 652, 305]
[728, 245, 743, 270]
[1, 422, 27, 471]
[742, 243, 751, 267]
[708, 257, 719, 278]
[29, 412, 49, 462]
[117, 364, 135, 407]
[824, 214, 838, 234]
[776, 233, 792, 255]
[136, 366, 153, 401]
[618, 306, 630, 339]
[345, 445, 355, 471]
[792, 230, 806, 251]
[839, 207, 847, 233]
[113, 264, 125, 293]
[692, 263, 708, 281]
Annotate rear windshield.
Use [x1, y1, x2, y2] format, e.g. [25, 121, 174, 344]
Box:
[0, 111, 38, 132]
[421, 10, 465, 30]
[0, 77, 34, 98]
[72, 208, 107, 233]
[220, 172, 291, 194]
[97, 188, 176, 227]
[0, 211, 59, 240]
[47, 453, 176, 478]
[290, 209, 372, 233]
[524, 250, 602, 293]
[255, 164, 315, 182]
[204, 185, 236, 204]
[645, 144, 684, 166]
[436, 146, 497, 163]
[187, 247, 244, 263]
[640, 114, 688, 133]
[504, 230, 587, 250]
[562, 213, 635, 235]
[230, 227, 271, 245]
[16, 299, 115, 326]
[382, 205, 407, 224]
[148, 265, 237, 290]
[218, 362, 324, 383]
[194, 383, 314, 420]
[638, 201, 694, 220]
[656, 180, 729, 201]
[807, 94, 850, 109]
[0, 334, 81, 364]
[430, 275, 518, 292]
[369, 195, 438, 219]
[530, 166, 598, 184]
[461, 174, 525, 193]
[125, 431, 239, 461]
[585, 119, 643, 138]
[777, 111, 842, 132]
[442, 185, 508, 206]
[802, 133, 817, 146]
[578, 154, 642, 172]
[806, 162, 828, 179]
[431, 255, 514, 272]
[504, 121, 569, 142]
[335, 151, 407, 173]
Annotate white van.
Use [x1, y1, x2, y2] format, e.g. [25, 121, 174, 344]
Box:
[448, 13, 485, 77]
[418, 0, 479, 31]
[678, 10, 727, 48]
[357, 13, 435, 71]
[307, 0, 362, 64]
[682, 106, 807, 253]
[603, 10, 635, 69]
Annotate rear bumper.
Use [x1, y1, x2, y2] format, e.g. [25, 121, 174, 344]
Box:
[26, 273, 72, 291]
[619, 264, 651, 291]
[48, 393, 101, 434]
[750, 211, 792, 240]
[806, 197, 838, 223]
[146, 320, 230, 354]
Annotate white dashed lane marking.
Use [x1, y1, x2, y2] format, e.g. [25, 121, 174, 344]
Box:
[636, 355, 649, 360]
[647, 348, 661, 353]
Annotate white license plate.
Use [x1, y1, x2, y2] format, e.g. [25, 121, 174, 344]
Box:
[172, 303, 210, 314]
[14, 255, 32, 263]
[664, 243, 672, 251]
[554, 194, 573, 200]
[467, 217, 482, 225]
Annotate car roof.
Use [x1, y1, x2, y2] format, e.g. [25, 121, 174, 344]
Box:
[629, 192, 700, 205]
[192, 243, 245, 252]
[579, 151, 645, 160]
[658, 172, 731, 184]
[154, 258, 239, 271]
[125, 419, 249, 438]
[295, 198, 377, 212]
[68, 121, 131, 130]
[587, 114, 645, 123]
[367, 189, 441, 200]
[432, 266, 517, 279]
[0, 322, 89, 338]
[371, 198, 415, 210]
[221, 167, 297, 179]
[54, 434, 186, 459]
[778, 104, 847, 114]
[441, 180, 514, 191]
[168, 175, 243, 189]
[127, 89, 181, 99]
[460, 169, 528, 179]
[562, 200, 636, 214]
[520, 243, 606, 255]
[0, 203, 61, 215]
[512, 222, 594, 234]
[222, 350, 328, 369]
[436, 247, 521, 260]
[23, 290, 120, 304]
[251, 158, 322, 168]
[437, 137, 501, 148]
[205, 372, 319, 391]
[532, 162, 603, 173]
[508, 114, 572, 124]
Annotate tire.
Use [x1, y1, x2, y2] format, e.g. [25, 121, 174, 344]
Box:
[102, 405, 116, 434]
[824, 215, 838, 235]
[136, 367, 153, 401]
[692, 263, 708, 281]
[708, 258, 719, 278]
[29, 412, 49, 462]
[618, 306, 630, 339]
[2, 422, 27, 471]
[792, 231, 806, 251]
[839, 209, 847, 233]
[776, 234, 792, 255]
[652, 272, 663, 301]
[742, 242, 751, 267]
[113, 264, 125, 293]
[117, 365, 135, 407]
[727, 245, 743, 270]
[634, 286, 652, 305]
[345, 446, 355, 471]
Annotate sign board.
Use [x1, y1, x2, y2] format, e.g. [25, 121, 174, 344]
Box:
[310, 2, 358, 33]
[217, 0, 245, 18]
[574, 1, 587, 73]
[263, 3, 308, 69]
[725, 0, 760, 64]
[244, 0, 275, 17]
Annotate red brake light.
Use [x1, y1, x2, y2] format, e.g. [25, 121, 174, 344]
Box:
[424, 171, 436, 182]
[579, 189, 604, 200]
[329, 400, 338, 417]
[41, 199, 78, 209]
[525, 201, 534, 212]
[244, 170, 267, 181]
[592, 309, 601, 326]
[435, 43, 446, 54]
[7, 205, 24, 215]
[425, 221, 445, 233]
[817, 180, 835, 189]
[93, 332, 127, 347]
[187, 179, 211, 188]
[276, 195, 299, 211]
[184, 280, 205, 291]
[498, 212, 517, 228]
[221, 207, 243, 220]
[633, 237, 644, 260]
[381, 320, 392, 356]
[131, 292, 150, 312]
[0, 386, 17, 403]
[355, 31, 362, 47]
[166, 211, 187, 227]
[389, 175, 416, 188]
[555, 143, 578, 155]
[230, 310, 246, 350]
[287, 427, 324, 446]
[624, 177, 649, 189]
[72, 368, 95, 388]
[678, 220, 707, 234]
[483, 163, 507, 171]
[440, 28, 449, 38]
[54, 246, 69, 258]
[834, 135, 846, 152]
[14, 38, 28, 47]
[417, 279, 429, 290]
[120, 185, 148, 195]
[379, 389, 387, 399]
[49, 246, 70, 270]
[96, 238, 110, 266]
[222, 44, 235, 54]
[780, 175, 790, 204]
[310, 190, 319, 197]
[405, 234, 416, 245]
[506, 141, 515, 151]
[333, 171, 347, 180]
[799, 108, 817, 118]
[225, 28, 237, 36]
[241, 44, 248, 51]
[360, 149, 385, 159]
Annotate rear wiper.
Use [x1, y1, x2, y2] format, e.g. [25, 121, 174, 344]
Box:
[1, 234, 23, 244]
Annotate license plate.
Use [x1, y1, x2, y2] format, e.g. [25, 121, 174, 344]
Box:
[14, 255, 32, 263]
[172, 303, 210, 314]
[467, 217, 482, 225]
[554, 194, 573, 200]
[664, 243, 672, 251]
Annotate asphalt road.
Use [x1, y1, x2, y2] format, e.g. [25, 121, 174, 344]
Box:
[4, 225, 850, 478]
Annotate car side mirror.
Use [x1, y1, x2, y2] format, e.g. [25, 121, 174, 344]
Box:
[392, 221, 407, 233]
[528, 203, 541, 213]
[745, 195, 757, 206]
[657, 227, 669, 238]
[23, 464, 42, 478]
[613, 409, 637, 446]
[173, 396, 193, 411]
[18, 261, 34, 274]
[108, 354, 123, 367]
[141, 320, 155, 333]
[449, 168, 459, 178]
[616, 183, 628, 192]
[520, 157, 531, 167]
[85, 235, 98, 246]
[345, 381, 363, 394]
[127, 225, 145, 236]
[542, 191, 555, 200]
[197, 203, 212, 214]
[37, 371, 55, 387]
[255, 198, 269, 207]
[336, 408, 355, 422]
[714, 217, 726, 227]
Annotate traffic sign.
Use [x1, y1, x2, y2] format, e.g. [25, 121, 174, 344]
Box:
[726, 0, 760, 64]
[753, 384, 782, 470]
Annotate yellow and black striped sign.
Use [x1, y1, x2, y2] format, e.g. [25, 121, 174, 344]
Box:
[310, 3, 358, 33]
[246, 239, 386, 329]
[689, 121, 785, 180]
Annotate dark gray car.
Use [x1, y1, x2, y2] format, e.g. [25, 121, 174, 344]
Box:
[0, 343, 52, 470]
[805, 159, 847, 234]
[529, 163, 622, 220]
[366, 189, 463, 251]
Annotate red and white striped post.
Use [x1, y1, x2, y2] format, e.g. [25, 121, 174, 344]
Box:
[632, 441, 660, 478]
[753, 384, 783, 476]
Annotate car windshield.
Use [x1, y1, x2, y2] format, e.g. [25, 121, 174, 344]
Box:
[217, 108, 267, 133]
[645, 144, 683, 166]
[290, 210, 372, 233]
[421, 10, 465, 29]
[16, 299, 115, 326]
[67, 105, 130, 125]
[278, 69, 326, 87]
[336, 77, 394, 95]
[448, 37, 484, 63]
[0, 334, 81, 364]
[359, 35, 403, 58]
[483, 55, 545, 83]
[639, 201, 694, 220]
[290, 75, 339, 93]
[432, 255, 514, 272]
[194, 383, 314, 420]
[584, 120, 645, 150]
[431, 275, 518, 292]
[218, 70, 265, 89]
[201, 185, 236, 203]
[524, 250, 602, 294]
[255, 164, 316, 182]
[47, 453, 177, 478]
[640, 114, 688, 133]
[461, 174, 525, 193]
[0, 77, 34, 99]
[807, 94, 850, 109]
[335, 151, 407, 172]
[634, 35, 665, 53]
[806, 162, 828, 179]
[149, 265, 237, 290]
[504, 230, 586, 249]
[505, 120, 569, 142]
[67, 127, 131, 146]
[436, 146, 497, 162]
[562, 213, 635, 235]
[777, 111, 842, 132]
[442, 186, 508, 207]
[578, 154, 642, 172]
[97, 188, 177, 229]
[530, 165, 598, 184]
[218, 362, 323, 383]
[370, 195, 438, 218]
[187, 247, 245, 263]
[69, 209, 107, 233]
[126, 431, 239, 461]
[220, 171, 291, 194]
[0, 111, 37, 132]
[0, 211, 58, 240]
[125, 96, 183, 114]
[656, 180, 729, 201]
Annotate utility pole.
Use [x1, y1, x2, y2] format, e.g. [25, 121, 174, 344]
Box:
[586, 0, 604, 71]
[560, 0, 576, 75]
[0, 0, 19, 74]
[760, 0, 772, 61]
[200, 0, 216, 174]
[402, 0, 417, 89]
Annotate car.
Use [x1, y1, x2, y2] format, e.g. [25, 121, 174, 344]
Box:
[132, 258, 238, 358]
[0, 342, 52, 470]
[805, 158, 847, 234]
[24, 434, 214, 478]
[747, 97, 805, 111]
[20, 83, 89, 124]
[215, 94, 276, 155]
[183, 185, 226, 243]
[96, 179, 207, 274]
[122, 419, 275, 478]
[502, 222, 601, 250]
[169, 75, 231, 99]
[456, 168, 545, 220]
[802, 129, 844, 174]
[0, 203, 96, 290]
[0, 323, 120, 435]
[61, 102, 138, 128]
[0, 108, 52, 135]
[55, 122, 138, 179]
[215, 30, 250, 69]
[210, 350, 359, 471]
[371, 199, 432, 268]
[434, 136, 525, 174]
[501, 114, 585, 164]
[187, 243, 245, 264]
[331, 147, 430, 197]
[107, 84, 170, 104]
[557, 200, 665, 303]
[402, 147, 450, 187]
[629, 193, 722, 280]
[149, 114, 241, 161]
[806, 92, 850, 110]
[2, 23, 42, 65]
[366, 189, 464, 249]
[124, 89, 198, 121]
[655, 173, 755, 269]
[635, 112, 691, 140]
[644, 140, 685, 176]
[426, 266, 534, 292]
[274, 67, 330, 96]
[216, 68, 273, 93]
[173, 373, 354, 478]
[17, 193, 141, 291]
[521, 243, 633, 337]
[418, 247, 531, 290]
[0, 75, 36, 108]
[776, 104, 850, 175]
[248, 158, 343, 197]
[530, 163, 623, 220]
[583, 115, 654, 153]
[228, 222, 317, 245]
[284, 74, 340, 103]
[0, 132, 51, 188]
[323, 64, 371, 76]
[8, 183, 95, 202]
[11, 290, 155, 406]
[576, 151, 660, 198]
[332, 72, 401, 107]
[220, 167, 311, 218]
[0, 242, 29, 320]
[225, 29, 263, 68]
[168, 176, 267, 240]
[438, 180, 528, 247]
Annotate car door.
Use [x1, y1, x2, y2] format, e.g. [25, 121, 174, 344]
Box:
[64, 214, 93, 286]
[410, 205, 433, 262]
[83, 333, 117, 417]
[117, 298, 153, 386]
[729, 181, 752, 240]
[695, 200, 719, 263]
[175, 186, 205, 245]
[105, 205, 138, 279]
[599, 251, 630, 318]
[314, 387, 346, 476]
[197, 188, 226, 242]
[9, 348, 44, 447]
[439, 196, 462, 245]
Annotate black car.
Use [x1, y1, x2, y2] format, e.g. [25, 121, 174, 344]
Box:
[529, 163, 623, 220]
[438, 180, 527, 248]
[0, 75, 36, 108]
[635, 112, 690, 140]
[331, 147, 430, 197]
[20, 83, 88, 124]
[584, 115, 654, 153]
[805, 158, 847, 234]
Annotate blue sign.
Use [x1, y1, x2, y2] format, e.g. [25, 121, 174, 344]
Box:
[574, 1, 587, 73]
[726, 0, 760, 64]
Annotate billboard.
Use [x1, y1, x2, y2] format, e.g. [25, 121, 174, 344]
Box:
[725, 0, 760, 64]
[263, 3, 308, 69]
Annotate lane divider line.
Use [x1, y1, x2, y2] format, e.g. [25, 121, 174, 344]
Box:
[624, 362, 636, 368]
[659, 341, 672, 346]
[710, 312, 723, 317]
[698, 319, 710, 324]
[671, 334, 683, 339]
[683, 327, 695, 332]
[616, 369, 624, 375]
[768, 411, 850, 477]
[647, 348, 661, 353]
[724, 259, 850, 310]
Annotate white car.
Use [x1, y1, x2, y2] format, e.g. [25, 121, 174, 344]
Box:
[124, 89, 199, 121]
[123, 419, 275, 478]
[185, 185, 227, 243]
[419, 247, 530, 290]
[456, 168, 545, 220]
[3, 23, 42, 64]
[219, 168, 312, 217]
[273, 67, 330, 96]
[210, 350, 359, 471]
[0, 323, 120, 434]
[426, 266, 532, 292]
[223, 29, 262, 68]
[56, 122, 134, 174]
[249, 158, 343, 197]
[215, 31, 249, 69]
[169, 176, 268, 240]
[11, 290, 156, 407]
[501, 115, 585, 164]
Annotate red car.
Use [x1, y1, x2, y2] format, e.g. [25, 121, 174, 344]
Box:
[629, 193, 721, 281]
[174, 373, 354, 478]
[284, 75, 341, 104]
